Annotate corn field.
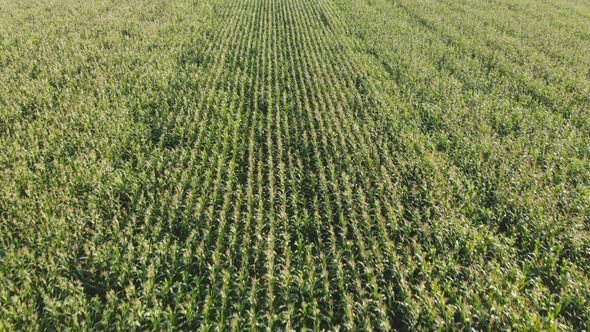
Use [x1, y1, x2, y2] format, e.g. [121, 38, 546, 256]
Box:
[0, 0, 589, 330]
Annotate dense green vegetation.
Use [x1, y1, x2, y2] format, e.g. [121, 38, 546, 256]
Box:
[1, 0, 589, 329]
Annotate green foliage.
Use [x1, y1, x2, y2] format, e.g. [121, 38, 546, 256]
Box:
[1, 0, 589, 330]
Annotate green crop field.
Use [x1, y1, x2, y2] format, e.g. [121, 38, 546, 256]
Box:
[1, 0, 589, 330]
